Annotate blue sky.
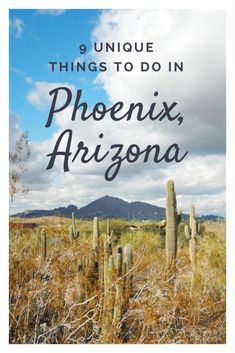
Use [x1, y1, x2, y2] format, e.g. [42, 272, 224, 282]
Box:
[9, 9, 226, 216]
[10, 9, 107, 141]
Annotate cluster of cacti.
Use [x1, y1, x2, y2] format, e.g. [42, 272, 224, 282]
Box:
[77, 217, 134, 341]
[34, 181, 203, 336]
[69, 212, 79, 240]
[165, 180, 182, 265]
[184, 205, 199, 264]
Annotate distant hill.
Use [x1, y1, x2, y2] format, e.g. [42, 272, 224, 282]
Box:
[12, 204, 79, 219]
[11, 195, 222, 221]
[76, 196, 166, 220]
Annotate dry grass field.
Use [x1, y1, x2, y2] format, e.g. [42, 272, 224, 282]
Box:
[9, 216, 226, 344]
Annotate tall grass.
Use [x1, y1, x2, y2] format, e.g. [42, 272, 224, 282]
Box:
[9, 218, 226, 344]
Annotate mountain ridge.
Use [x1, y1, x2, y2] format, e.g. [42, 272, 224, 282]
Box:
[11, 195, 222, 221]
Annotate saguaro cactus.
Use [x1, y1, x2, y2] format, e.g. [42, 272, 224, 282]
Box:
[165, 180, 178, 264]
[107, 219, 110, 238]
[92, 217, 100, 255]
[184, 204, 198, 264]
[106, 219, 113, 248]
[104, 240, 112, 289]
[36, 226, 41, 247]
[102, 253, 116, 339]
[76, 218, 135, 342]
[69, 212, 79, 240]
[116, 246, 123, 277]
[123, 243, 133, 302]
[112, 246, 124, 333]
[40, 228, 47, 263]
[77, 256, 88, 303]
[90, 217, 100, 283]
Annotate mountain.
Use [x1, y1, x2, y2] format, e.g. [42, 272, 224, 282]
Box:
[13, 204, 79, 219]
[76, 196, 166, 219]
[11, 195, 222, 221]
[12, 195, 166, 220]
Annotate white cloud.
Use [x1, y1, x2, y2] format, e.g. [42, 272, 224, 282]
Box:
[92, 10, 226, 155]
[10, 17, 24, 38]
[36, 10, 66, 16]
[12, 148, 225, 216]
[26, 81, 76, 111]
[25, 76, 33, 85]
[11, 10, 226, 216]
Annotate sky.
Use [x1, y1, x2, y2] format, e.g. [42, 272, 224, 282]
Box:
[9, 9, 226, 216]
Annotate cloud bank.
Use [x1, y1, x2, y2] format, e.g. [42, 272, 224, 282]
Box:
[10, 10, 226, 216]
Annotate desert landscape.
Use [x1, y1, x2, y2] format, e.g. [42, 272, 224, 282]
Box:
[9, 181, 226, 344]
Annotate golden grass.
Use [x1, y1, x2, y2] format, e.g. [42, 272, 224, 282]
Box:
[9, 218, 226, 344]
